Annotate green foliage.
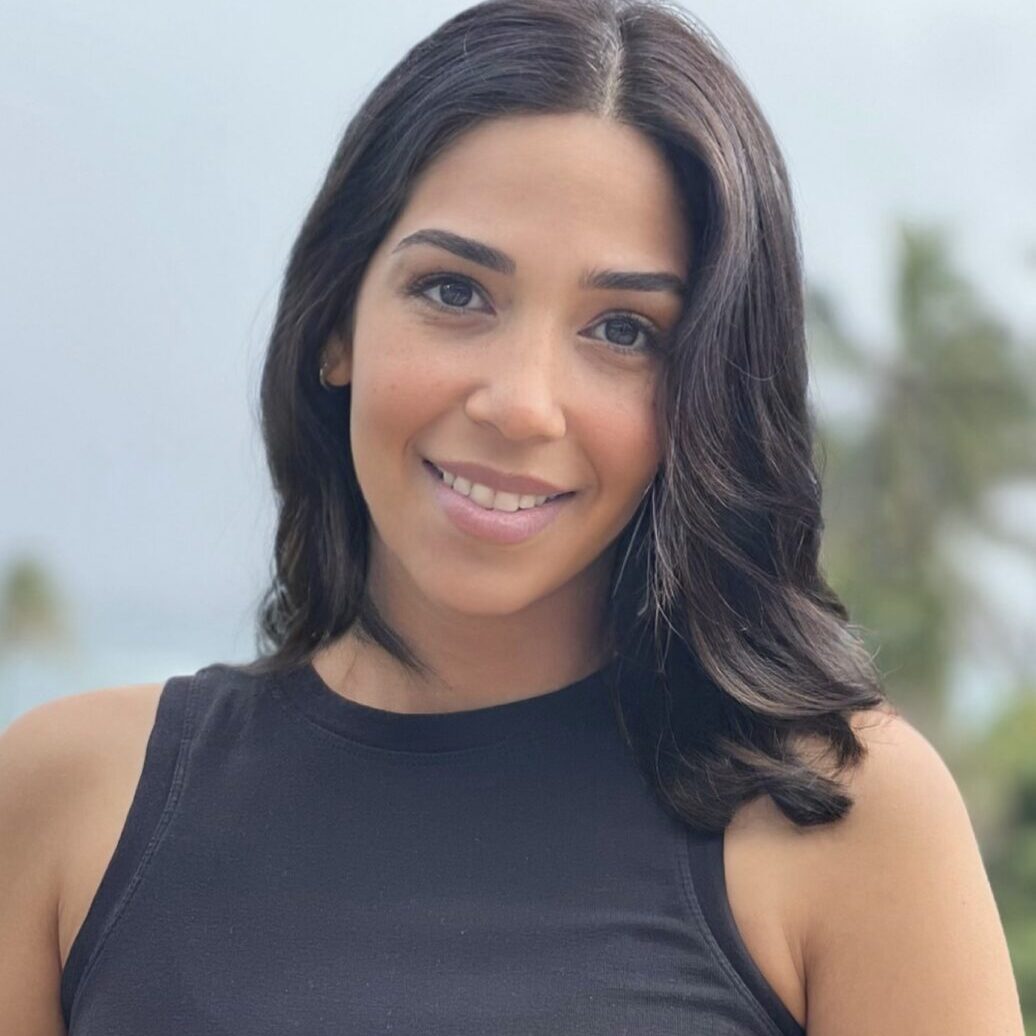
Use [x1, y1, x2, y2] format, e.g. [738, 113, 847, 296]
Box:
[809, 221, 1036, 1023]
[966, 692, 1036, 1026]
[0, 556, 69, 651]
[810, 222, 1036, 735]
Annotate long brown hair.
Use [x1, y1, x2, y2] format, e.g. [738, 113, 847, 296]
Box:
[230, 0, 889, 833]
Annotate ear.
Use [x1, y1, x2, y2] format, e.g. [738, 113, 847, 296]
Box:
[321, 330, 352, 387]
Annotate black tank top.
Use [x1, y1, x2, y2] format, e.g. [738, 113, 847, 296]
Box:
[60, 660, 805, 1035]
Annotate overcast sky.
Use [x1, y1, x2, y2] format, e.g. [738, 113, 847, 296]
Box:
[1, 1, 1034, 705]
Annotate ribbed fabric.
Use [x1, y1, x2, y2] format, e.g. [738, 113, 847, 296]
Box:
[60, 660, 805, 1036]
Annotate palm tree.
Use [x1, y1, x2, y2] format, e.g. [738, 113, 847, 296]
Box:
[0, 556, 70, 653]
[808, 222, 1036, 742]
[0, 555, 79, 726]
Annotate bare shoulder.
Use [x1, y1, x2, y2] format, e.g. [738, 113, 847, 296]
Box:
[791, 701, 970, 864]
[1, 682, 166, 815]
[0, 682, 164, 1033]
[722, 705, 902, 997]
[785, 704, 1024, 1034]
[0, 682, 165, 833]
[0, 683, 166, 961]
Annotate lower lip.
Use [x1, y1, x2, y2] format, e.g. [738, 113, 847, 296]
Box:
[422, 460, 575, 546]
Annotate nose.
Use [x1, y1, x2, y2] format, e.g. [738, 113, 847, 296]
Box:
[462, 321, 568, 442]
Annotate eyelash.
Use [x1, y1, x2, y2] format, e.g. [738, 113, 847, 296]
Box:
[404, 271, 663, 355]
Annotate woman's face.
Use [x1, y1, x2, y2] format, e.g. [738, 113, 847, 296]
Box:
[323, 112, 689, 620]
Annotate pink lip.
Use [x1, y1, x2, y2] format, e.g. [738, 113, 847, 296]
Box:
[423, 460, 574, 545]
[425, 457, 569, 498]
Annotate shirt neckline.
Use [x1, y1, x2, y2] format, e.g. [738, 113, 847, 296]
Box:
[274, 658, 614, 753]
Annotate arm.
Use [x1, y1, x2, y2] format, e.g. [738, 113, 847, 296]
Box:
[799, 711, 1024, 1035]
[0, 701, 75, 1035]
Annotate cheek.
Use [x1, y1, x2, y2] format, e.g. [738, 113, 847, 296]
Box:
[349, 329, 448, 456]
[581, 383, 661, 495]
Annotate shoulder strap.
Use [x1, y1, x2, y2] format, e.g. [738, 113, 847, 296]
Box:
[60, 673, 196, 1027]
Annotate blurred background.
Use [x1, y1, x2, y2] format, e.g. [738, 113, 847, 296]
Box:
[2, 0, 1035, 1025]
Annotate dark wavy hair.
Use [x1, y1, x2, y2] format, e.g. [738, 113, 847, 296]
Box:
[229, 0, 891, 833]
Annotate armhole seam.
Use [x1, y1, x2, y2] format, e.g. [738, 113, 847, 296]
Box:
[679, 826, 806, 1036]
[60, 672, 198, 1028]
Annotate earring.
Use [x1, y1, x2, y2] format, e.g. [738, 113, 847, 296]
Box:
[319, 359, 335, 391]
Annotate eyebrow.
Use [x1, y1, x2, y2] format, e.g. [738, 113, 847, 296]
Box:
[391, 227, 687, 298]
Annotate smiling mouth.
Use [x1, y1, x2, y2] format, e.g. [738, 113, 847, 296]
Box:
[423, 459, 575, 511]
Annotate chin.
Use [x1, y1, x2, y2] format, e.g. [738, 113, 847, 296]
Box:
[422, 577, 546, 620]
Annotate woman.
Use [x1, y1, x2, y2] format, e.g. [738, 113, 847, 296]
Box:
[1, 0, 1023, 1032]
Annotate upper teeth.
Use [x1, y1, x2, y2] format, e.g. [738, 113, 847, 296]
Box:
[433, 464, 563, 512]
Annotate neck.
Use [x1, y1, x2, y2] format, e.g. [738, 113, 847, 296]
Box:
[312, 541, 616, 715]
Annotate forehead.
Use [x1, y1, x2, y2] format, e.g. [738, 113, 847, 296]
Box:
[389, 113, 690, 274]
